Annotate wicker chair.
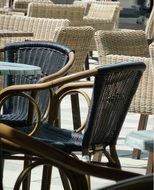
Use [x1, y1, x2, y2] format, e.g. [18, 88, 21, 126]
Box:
[0, 61, 146, 189]
[0, 14, 70, 50]
[1, 124, 153, 190]
[53, 26, 95, 129]
[82, 3, 120, 51]
[73, 0, 120, 19]
[27, 3, 85, 26]
[95, 30, 154, 159]
[12, 0, 52, 15]
[0, 41, 75, 190]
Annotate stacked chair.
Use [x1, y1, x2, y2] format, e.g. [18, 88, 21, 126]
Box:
[95, 29, 154, 159]
[0, 61, 146, 189]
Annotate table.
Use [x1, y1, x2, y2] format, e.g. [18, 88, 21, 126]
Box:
[125, 130, 154, 174]
[0, 61, 41, 76]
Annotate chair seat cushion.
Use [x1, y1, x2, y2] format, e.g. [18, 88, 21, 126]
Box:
[35, 123, 83, 152]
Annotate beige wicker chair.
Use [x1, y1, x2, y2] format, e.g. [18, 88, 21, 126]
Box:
[0, 14, 70, 49]
[82, 3, 120, 51]
[53, 26, 95, 129]
[74, 0, 120, 19]
[12, 0, 52, 15]
[95, 29, 154, 158]
[54, 26, 95, 74]
[27, 3, 85, 26]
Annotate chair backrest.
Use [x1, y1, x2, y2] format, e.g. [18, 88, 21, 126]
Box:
[12, 0, 52, 14]
[145, 6, 154, 40]
[2, 41, 74, 124]
[54, 26, 95, 73]
[95, 30, 150, 64]
[82, 62, 145, 150]
[0, 15, 70, 46]
[27, 3, 85, 26]
[74, 0, 120, 19]
[0, 0, 6, 7]
[86, 3, 118, 20]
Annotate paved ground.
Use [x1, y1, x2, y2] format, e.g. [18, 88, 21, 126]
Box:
[3, 59, 154, 190]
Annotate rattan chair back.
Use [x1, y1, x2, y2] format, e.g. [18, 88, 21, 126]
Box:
[27, 3, 85, 26]
[54, 26, 95, 74]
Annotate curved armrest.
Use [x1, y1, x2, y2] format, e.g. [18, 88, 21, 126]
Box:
[0, 92, 41, 136]
[0, 68, 97, 100]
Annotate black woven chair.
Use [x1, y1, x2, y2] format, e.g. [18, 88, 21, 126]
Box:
[0, 41, 74, 190]
[33, 61, 145, 168]
[0, 41, 74, 133]
[0, 61, 146, 189]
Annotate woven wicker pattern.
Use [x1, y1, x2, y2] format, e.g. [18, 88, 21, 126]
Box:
[95, 30, 149, 64]
[54, 26, 95, 74]
[27, 3, 85, 26]
[13, 0, 52, 14]
[0, 14, 70, 48]
[95, 30, 154, 115]
[149, 42, 154, 58]
[0, 0, 6, 7]
[74, 0, 120, 17]
[145, 6, 154, 40]
[82, 3, 120, 51]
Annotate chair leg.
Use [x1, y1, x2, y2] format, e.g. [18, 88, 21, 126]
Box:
[146, 151, 154, 174]
[41, 165, 52, 190]
[59, 169, 71, 190]
[110, 145, 121, 168]
[71, 94, 81, 130]
[132, 114, 149, 159]
[22, 155, 32, 190]
[85, 54, 90, 81]
[0, 140, 3, 190]
[92, 151, 103, 162]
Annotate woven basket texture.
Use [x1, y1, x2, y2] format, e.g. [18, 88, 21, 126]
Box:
[95, 30, 154, 115]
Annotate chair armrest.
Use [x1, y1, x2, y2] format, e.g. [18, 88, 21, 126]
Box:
[0, 68, 97, 101]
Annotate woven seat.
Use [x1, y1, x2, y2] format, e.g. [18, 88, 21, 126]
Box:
[1, 124, 153, 190]
[27, 3, 85, 26]
[0, 61, 146, 189]
[95, 30, 154, 159]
